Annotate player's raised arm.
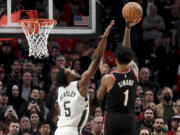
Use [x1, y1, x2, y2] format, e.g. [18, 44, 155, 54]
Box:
[79, 20, 114, 97]
[122, 17, 142, 77]
[122, 17, 142, 48]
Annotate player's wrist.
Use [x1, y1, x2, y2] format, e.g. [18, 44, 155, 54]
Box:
[126, 22, 131, 29]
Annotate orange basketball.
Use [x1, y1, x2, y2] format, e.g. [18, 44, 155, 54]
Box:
[122, 2, 143, 23]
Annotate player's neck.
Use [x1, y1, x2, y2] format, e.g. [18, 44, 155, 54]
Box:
[116, 65, 130, 73]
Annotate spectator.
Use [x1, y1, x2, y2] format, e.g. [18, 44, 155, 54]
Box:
[45, 66, 59, 109]
[176, 99, 180, 116]
[94, 107, 102, 117]
[144, 89, 154, 109]
[44, 66, 59, 93]
[71, 58, 82, 75]
[146, 102, 156, 113]
[0, 121, 5, 135]
[39, 90, 49, 120]
[138, 126, 151, 135]
[145, 0, 155, 16]
[55, 55, 66, 69]
[156, 33, 179, 88]
[83, 119, 93, 135]
[22, 132, 32, 135]
[156, 90, 163, 104]
[166, 115, 180, 135]
[42, 42, 61, 81]
[135, 96, 144, 122]
[20, 88, 45, 119]
[39, 121, 51, 135]
[136, 107, 155, 132]
[5, 60, 22, 88]
[0, 89, 9, 121]
[21, 71, 33, 101]
[139, 67, 161, 101]
[0, 42, 15, 74]
[167, 4, 179, 30]
[19, 116, 31, 134]
[0, 81, 3, 91]
[88, 86, 95, 118]
[29, 112, 40, 135]
[32, 71, 44, 89]
[4, 105, 18, 126]
[92, 116, 103, 135]
[46, 99, 59, 134]
[8, 84, 25, 116]
[156, 87, 177, 125]
[142, 5, 165, 41]
[176, 125, 180, 135]
[172, 20, 180, 49]
[0, 67, 5, 83]
[8, 120, 20, 135]
[136, 84, 143, 97]
[151, 117, 166, 135]
[22, 60, 34, 73]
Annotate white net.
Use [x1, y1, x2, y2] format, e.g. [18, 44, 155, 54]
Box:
[20, 19, 56, 59]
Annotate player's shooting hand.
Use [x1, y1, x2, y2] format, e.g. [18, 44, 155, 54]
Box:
[102, 20, 115, 37]
[126, 17, 142, 28]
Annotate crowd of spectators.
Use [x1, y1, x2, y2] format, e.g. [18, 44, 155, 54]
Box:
[0, 0, 180, 135]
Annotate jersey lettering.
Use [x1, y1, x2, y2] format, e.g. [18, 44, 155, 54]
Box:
[60, 90, 76, 101]
[118, 79, 134, 88]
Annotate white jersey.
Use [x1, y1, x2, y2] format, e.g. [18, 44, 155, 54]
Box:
[57, 81, 89, 133]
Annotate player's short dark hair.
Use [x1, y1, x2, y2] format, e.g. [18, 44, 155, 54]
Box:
[56, 68, 69, 87]
[115, 46, 134, 64]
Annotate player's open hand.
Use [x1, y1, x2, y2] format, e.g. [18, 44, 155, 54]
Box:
[102, 20, 115, 38]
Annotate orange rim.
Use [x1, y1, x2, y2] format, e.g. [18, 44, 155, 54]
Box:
[19, 19, 57, 25]
[19, 19, 56, 35]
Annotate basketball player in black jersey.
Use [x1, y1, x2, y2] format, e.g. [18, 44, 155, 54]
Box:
[97, 17, 141, 135]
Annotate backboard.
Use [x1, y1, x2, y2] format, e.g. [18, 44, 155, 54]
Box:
[0, 0, 101, 38]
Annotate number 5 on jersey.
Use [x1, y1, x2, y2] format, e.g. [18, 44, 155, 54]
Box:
[64, 101, 71, 117]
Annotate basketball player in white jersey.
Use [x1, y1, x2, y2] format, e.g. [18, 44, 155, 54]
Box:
[54, 20, 114, 135]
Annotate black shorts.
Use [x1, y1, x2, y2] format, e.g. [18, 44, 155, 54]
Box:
[103, 112, 136, 135]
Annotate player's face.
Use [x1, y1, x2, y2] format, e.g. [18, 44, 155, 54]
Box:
[65, 68, 79, 82]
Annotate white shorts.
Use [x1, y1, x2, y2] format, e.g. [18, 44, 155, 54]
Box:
[54, 127, 82, 135]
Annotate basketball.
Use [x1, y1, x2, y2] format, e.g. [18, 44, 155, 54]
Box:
[122, 2, 143, 23]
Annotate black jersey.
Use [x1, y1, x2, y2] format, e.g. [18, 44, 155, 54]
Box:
[106, 69, 138, 113]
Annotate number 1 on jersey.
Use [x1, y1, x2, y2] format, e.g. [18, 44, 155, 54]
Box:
[124, 89, 129, 106]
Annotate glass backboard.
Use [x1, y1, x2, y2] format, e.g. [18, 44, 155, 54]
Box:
[0, 0, 101, 38]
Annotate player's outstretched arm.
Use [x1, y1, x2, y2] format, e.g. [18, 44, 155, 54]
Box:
[79, 20, 114, 97]
[122, 17, 141, 48]
[122, 17, 141, 77]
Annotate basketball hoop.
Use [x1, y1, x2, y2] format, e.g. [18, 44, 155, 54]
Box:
[19, 19, 56, 58]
